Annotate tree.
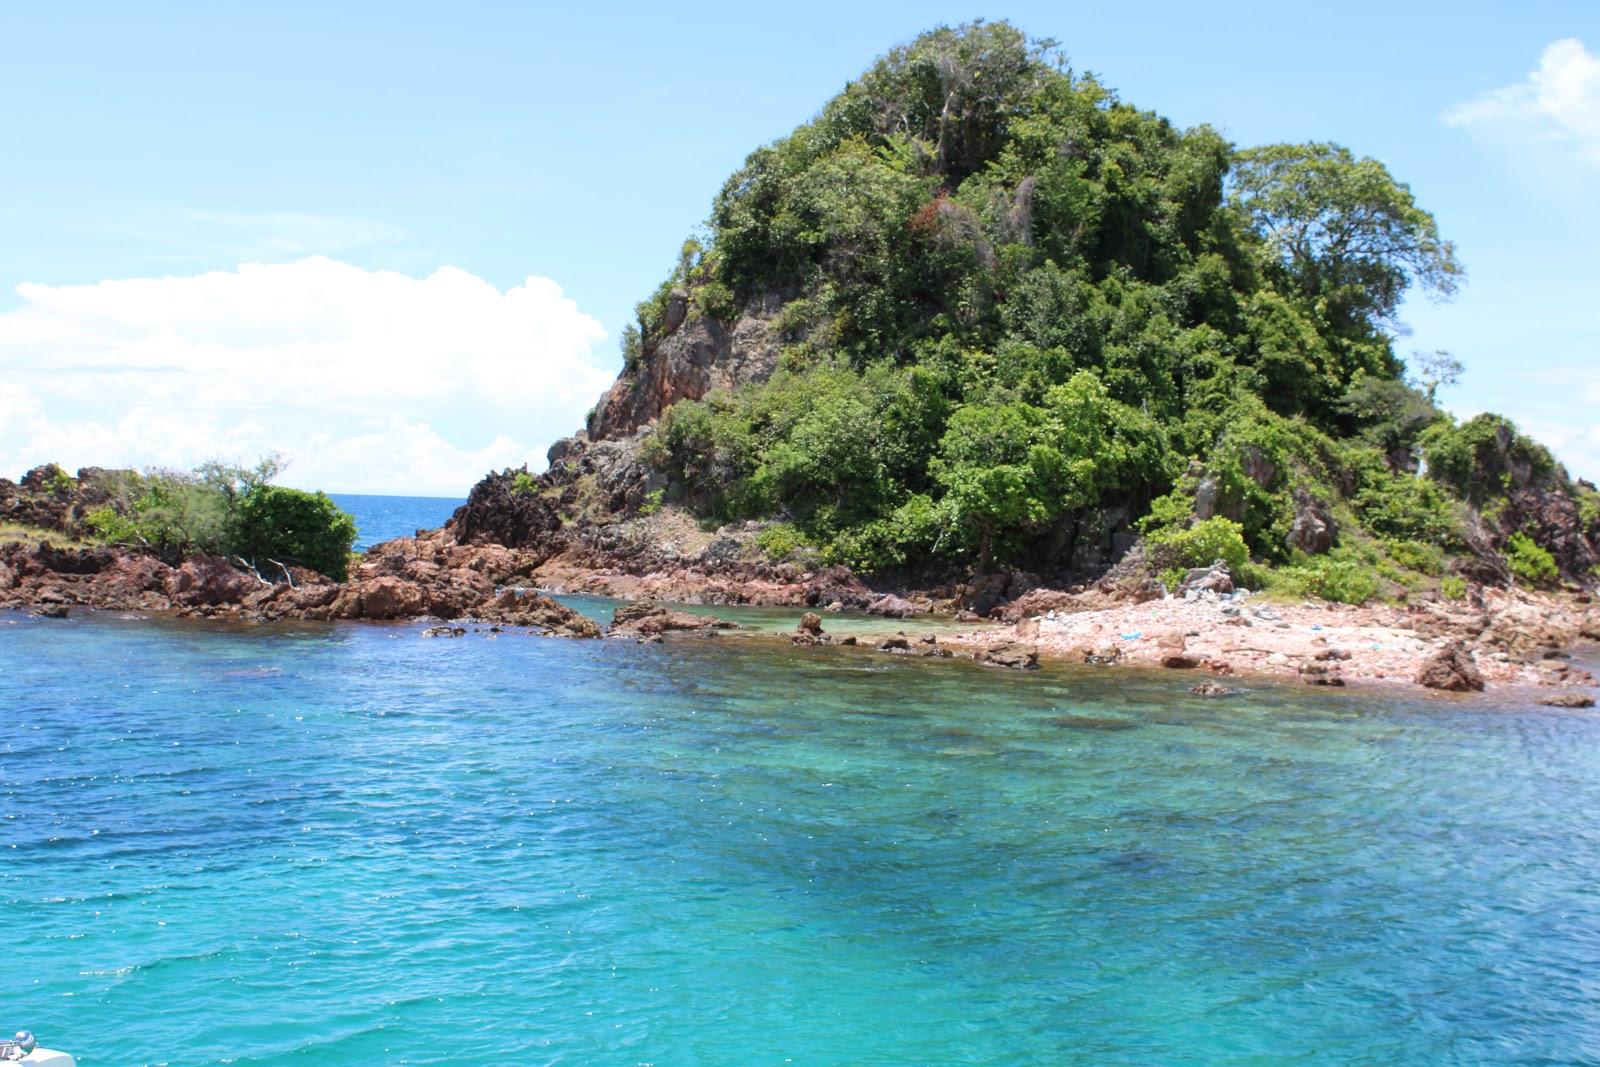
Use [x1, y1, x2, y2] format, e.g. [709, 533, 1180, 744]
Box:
[1230, 143, 1462, 336]
[233, 485, 359, 580]
[1409, 349, 1463, 404]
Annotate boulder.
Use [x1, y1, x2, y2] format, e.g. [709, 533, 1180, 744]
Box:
[1416, 639, 1486, 692]
[169, 555, 260, 607]
[1176, 561, 1234, 597]
[1161, 654, 1203, 670]
[876, 635, 912, 652]
[791, 611, 832, 646]
[976, 642, 1039, 670]
[351, 576, 428, 619]
[1539, 692, 1596, 708]
[607, 601, 729, 639]
[866, 594, 917, 619]
[1286, 489, 1337, 556]
[1191, 682, 1241, 697]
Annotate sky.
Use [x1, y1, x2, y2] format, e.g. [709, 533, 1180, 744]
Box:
[1, 1, 1596, 495]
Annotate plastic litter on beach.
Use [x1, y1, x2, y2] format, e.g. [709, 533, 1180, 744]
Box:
[1121, 632, 1142, 641]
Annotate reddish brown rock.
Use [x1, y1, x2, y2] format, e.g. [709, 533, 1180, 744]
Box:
[169, 555, 262, 607]
[1416, 640, 1486, 692]
[976, 642, 1039, 670]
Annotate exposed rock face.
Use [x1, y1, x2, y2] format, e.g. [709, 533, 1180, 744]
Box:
[976, 641, 1040, 670]
[792, 611, 832, 646]
[1, 465, 132, 537]
[588, 295, 783, 442]
[1500, 487, 1600, 582]
[1416, 639, 1486, 692]
[473, 588, 601, 637]
[606, 601, 733, 639]
[867, 594, 918, 619]
[171, 555, 260, 607]
[1540, 692, 1596, 709]
[1176, 561, 1234, 597]
[450, 468, 561, 549]
[1286, 489, 1337, 556]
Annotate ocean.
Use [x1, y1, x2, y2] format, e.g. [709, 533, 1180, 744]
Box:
[4, 496, 1599, 1065]
[328, 494, 465, 552]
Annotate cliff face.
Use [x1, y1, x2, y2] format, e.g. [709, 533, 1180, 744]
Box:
[585, 289, 783, 443]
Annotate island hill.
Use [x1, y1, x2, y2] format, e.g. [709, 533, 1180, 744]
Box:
[4, 21, 1599, 697]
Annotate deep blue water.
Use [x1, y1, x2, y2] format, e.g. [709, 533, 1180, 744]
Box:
[4, 497, 1600, 1065]
[329, 494, 464, 551]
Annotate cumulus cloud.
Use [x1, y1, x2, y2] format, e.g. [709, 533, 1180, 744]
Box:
[0, 257, 613, 495]
[1443, 38, 1600, 166]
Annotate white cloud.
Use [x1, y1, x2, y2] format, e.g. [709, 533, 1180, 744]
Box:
[1443, 38, 1600, 166]
[0, 257, 613, 495]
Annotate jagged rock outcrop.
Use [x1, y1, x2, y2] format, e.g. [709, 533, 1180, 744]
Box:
[587, 294, 783, 443]
[606, 601, 734, 639]
[450, 468, 562, 549]
[1176, 561, 1235, 597]
[1416, 639, 1485, 692]
[976, 641, 1040, 670]
[791, 611, 832, 646]
[1286, 489, 1337, 555]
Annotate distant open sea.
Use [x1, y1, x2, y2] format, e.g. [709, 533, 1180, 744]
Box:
[329, 493, 465, 550]
[5, 495, 1600, 1065]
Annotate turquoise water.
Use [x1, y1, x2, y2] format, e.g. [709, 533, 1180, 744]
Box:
[5, 609, 1600, 1065]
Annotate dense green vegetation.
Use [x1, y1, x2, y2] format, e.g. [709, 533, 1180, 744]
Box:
[631, 21, 1589, 600]
[84, 457, 358, 580]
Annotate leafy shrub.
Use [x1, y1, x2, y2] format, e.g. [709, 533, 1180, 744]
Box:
[83, 457, 356, 580]
[1353, 469, 1461, 546]
[1277, 557, 1381, 605]
[1421, 414, 1558, 504]
[511, 471, 538, 496]
[233, 486, 359, 580]
[638, 487, 665, 516]
[1440, 575, 1468, 600]
[1145, 517, 1250, 589]
[1383, 538, 1445, 576]
[755, 522, 810, 562]
[85, 467, 237, 554]
[1504, 532, 1558, 587]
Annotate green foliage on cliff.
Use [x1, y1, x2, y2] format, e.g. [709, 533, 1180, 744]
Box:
[85, 457, 358, 579]
[630, 21, 1583, 595]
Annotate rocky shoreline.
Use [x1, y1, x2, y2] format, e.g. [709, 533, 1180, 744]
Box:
[5, 464, 1598, 698]
[3, 522, 1597, 700]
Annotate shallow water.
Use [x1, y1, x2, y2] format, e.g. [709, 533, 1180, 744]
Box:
[4, 608, 1600, 1065]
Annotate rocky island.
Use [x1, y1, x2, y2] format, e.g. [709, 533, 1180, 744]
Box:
[6, 22, 1599, 698]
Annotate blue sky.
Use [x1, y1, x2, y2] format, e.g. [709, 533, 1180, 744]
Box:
[1, 1, 1596, 493]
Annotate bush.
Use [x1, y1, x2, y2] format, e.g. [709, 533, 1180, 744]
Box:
[1440, 575, 1468, 600]
[1504, 532, 1558, 587]
[1145, 516, 1250, 589]
[755, 522, 809, 562]
[85, 468, 235, 554]
[1383, 538, 1445, 576]
[233, 485, 359, 580]
[511, 471, 538, 496]
[1277, 557, 1381, 605]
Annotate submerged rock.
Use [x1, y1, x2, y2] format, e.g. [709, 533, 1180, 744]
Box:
[1539, 691, 1596, 708]
[1190, 682, 1242, 697]
[976, 641, 1039, 671]
[607, 601, 730, 640]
